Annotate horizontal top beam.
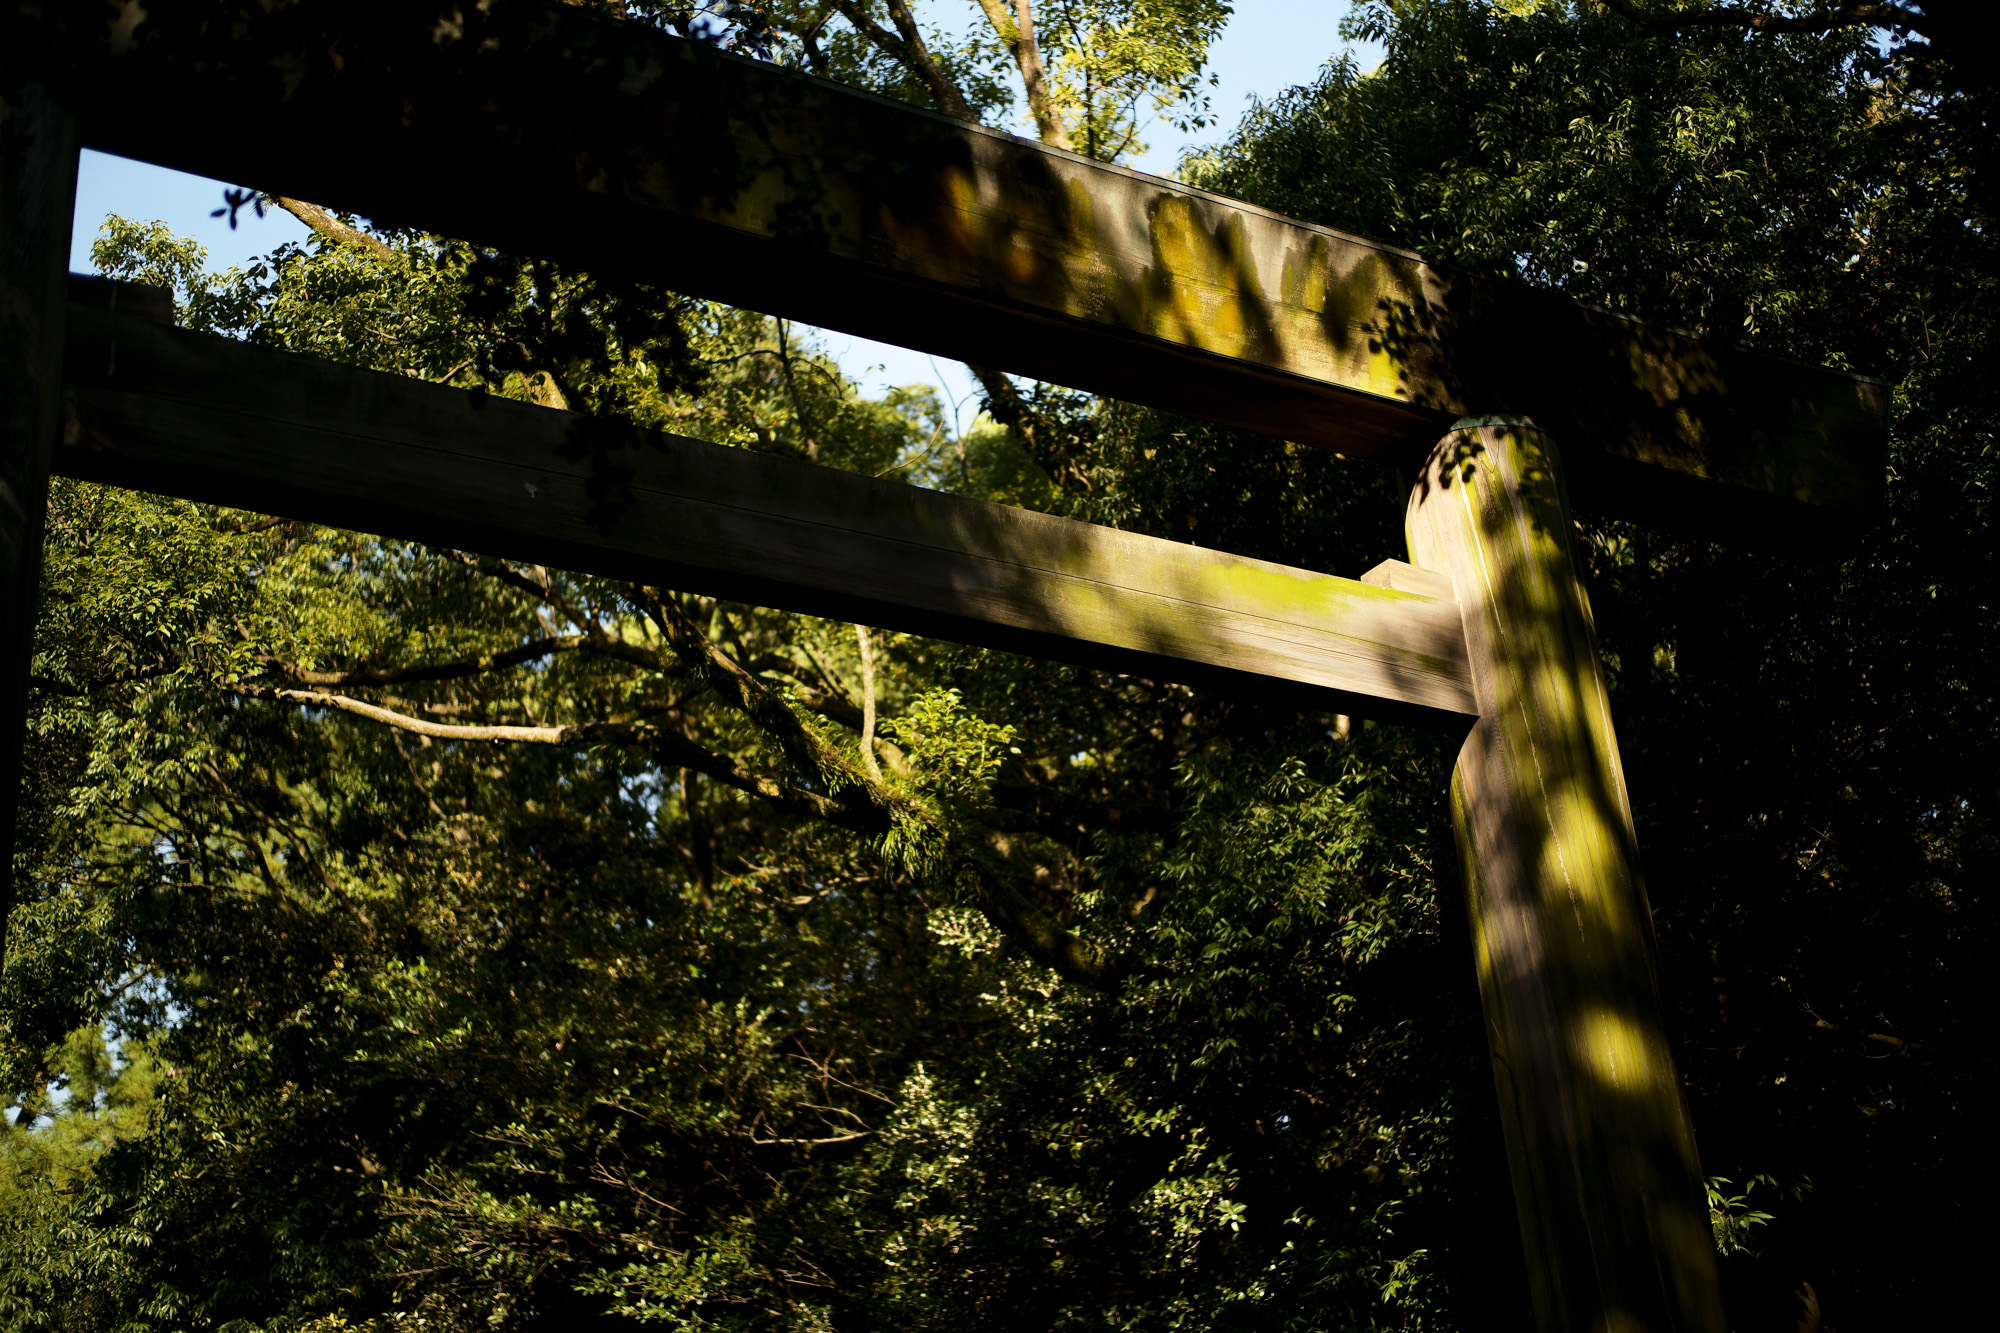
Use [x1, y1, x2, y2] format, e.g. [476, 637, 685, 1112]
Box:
[31, 0, 1884, 529]
[57, 283, 1476, 728]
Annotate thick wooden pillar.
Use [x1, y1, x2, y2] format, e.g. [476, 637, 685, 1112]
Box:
[0, 83, 78, 962]
[1406, 418, 1723, 1333]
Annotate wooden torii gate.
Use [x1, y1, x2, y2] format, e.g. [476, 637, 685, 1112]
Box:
[2, 5, 1885, 1331]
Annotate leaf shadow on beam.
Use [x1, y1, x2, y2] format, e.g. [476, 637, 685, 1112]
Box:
[27, 0, 1881, 541]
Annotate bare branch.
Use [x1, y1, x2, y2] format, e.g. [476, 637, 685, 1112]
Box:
[260, 685, 572, 743]
[975, 0, 1072, 149]
[388, 726, 449, 820]
[248, 685, 887, 833]
[824, 0, 977, 120]
[264, 617, 670, 691]
[855, 624, 883, 781]
[885, 0, 977, 120]
[748, 1130, 875, 1146]
[646, 729, 891, 834]
[821, 2, 914, 63]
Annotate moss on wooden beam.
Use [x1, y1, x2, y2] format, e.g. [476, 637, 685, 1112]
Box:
[56, 292, 1477, 727]
[1408, 419, 1725, 1332]
[27, 0, 1885, 527]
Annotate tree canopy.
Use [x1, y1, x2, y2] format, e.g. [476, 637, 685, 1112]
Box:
[4, 3, 1991, 1330]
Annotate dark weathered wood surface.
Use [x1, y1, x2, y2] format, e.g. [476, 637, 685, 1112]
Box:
[56, 299, 1477, 726]
[1407, 419, 1722, 1333]
[1, 83, 77, 960]
[29, 0, 1885, 529]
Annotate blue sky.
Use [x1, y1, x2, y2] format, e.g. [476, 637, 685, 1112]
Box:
[69, 2, 1375, 427]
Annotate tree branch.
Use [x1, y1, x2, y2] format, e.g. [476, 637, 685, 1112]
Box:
[771, 678, 867, 732]
[272, 196, 399, 261]
[443, 550, 607, 641]
[247, 685, 887, 833]
[824, 0, 976, 120]
[445, 549, 554, 603]
[882, 0, 976, 120]
[214, 514, 299, 536]
[962, 850, 1128, 986]
[264, 626, 669, 689]
[266, 635, 590, 688]
[262, 582, 1134, 986]
[855, 624, 883, 782]
[975, 0, 1072, 148]
[970, 365, 1093, 492]
[792, 5, 835, 73]
[625, 584, 909, 830]
[774, 319, 820, 461]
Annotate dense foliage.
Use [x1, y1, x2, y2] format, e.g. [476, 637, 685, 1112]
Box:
[1187, 4, 1994, 1325]
[4, 3, 1990, 1330]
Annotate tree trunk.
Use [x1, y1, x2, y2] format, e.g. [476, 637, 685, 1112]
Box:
[1406, 418, 1724, 1333]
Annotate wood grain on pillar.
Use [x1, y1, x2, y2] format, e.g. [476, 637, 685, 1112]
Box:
[1406, 419, 1722, 1333]
[0, 83, 77, 962]
[55, 294, 1477, 728]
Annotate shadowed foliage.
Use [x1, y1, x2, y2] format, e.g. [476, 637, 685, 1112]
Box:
[1, 2, 1990, 1331]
